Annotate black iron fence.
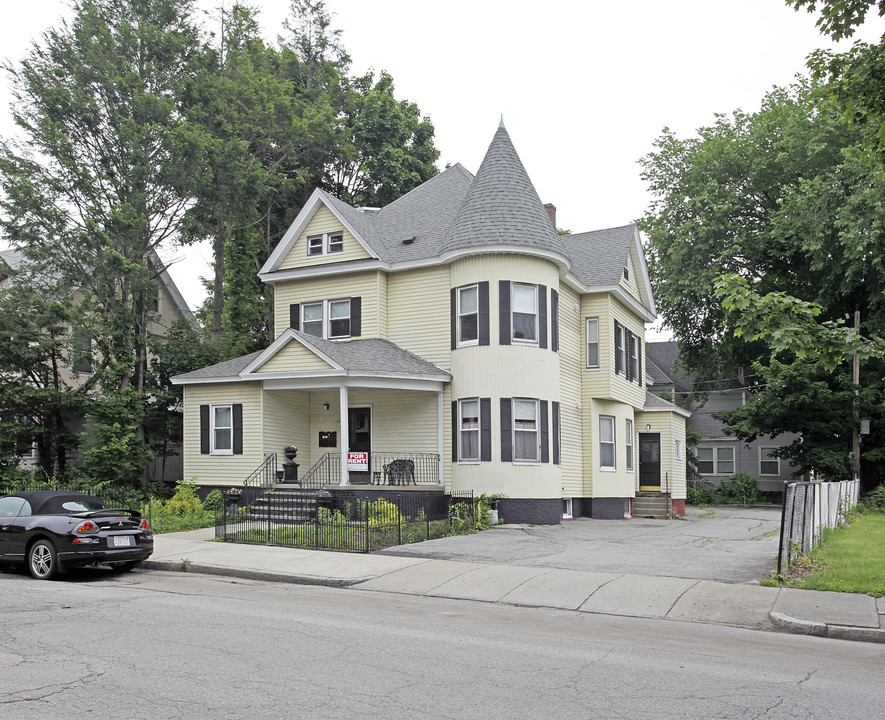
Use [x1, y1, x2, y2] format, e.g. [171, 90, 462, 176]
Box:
[216, 489, 475, 553]
[0, 480, 152, 524]
[777, 479, 859, 575]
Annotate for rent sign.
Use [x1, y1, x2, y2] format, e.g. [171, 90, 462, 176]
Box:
[347, 452, 368, 471]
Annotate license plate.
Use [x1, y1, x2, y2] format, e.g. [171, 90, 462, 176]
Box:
[110, 536, 133, 548]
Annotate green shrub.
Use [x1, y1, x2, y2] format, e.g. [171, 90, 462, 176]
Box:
[687, 483, 715, 506]
[716, 473, 761, 505]
[162, 479, 204, 516]
[859, 484, 885, 513]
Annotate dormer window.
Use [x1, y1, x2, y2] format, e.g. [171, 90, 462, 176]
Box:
[307, 232, 344, 257]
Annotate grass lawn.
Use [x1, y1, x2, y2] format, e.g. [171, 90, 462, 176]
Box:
[791, 512, 885, 597]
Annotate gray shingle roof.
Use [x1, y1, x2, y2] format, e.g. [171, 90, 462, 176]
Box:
[172, 351, 263, 381]
[440, 126, 565, 256]
[560, 224, 636, 288]
[644, 389, 690, 416]
[171, 334, 449, 382]
[296, 333, 449, 376]
[646, 341, 694, 392]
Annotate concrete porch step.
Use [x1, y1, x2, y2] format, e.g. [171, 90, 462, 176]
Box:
[633, 494, 671, 519]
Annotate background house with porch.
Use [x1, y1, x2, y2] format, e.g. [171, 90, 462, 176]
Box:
[173, 122, 688, 522]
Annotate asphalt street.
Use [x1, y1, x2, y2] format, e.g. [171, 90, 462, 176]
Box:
[2, 570, 883, 720]
[377, 506, 782, 583]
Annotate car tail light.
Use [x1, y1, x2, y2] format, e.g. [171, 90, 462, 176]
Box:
[139, 518, 151, 531]
[74, 520, 98, 534]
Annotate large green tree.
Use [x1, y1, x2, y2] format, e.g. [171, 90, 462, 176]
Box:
[639, 79, 885, 484]
[0, 0, 205, 486]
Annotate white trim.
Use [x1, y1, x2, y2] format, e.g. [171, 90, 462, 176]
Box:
[759, 446, 781, 476]
[209, 403, 234, 455]
[456, 283, 480, 348]
[339, 386, 349, 485]
[259, 243, 573, 284]
[437, 391, 445, 485]
[599, 415, 616, 470]
[626, 418, 634, 472]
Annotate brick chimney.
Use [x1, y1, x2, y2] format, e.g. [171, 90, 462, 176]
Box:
[544, 203, 557, 229]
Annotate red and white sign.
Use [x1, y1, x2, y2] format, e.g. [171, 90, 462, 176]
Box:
[347, 452, 368, 471]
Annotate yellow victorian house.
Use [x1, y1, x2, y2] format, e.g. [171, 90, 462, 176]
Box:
[173, 123, 688, 522]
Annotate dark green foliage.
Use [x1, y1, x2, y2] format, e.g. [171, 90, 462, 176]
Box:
[640, 79, 885, 485]
[858, 483, 885, 512]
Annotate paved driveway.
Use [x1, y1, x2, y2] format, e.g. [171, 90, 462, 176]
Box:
[378, 506, 782, 584]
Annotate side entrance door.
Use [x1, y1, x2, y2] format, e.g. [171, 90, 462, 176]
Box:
[638, 433, 662, 492]
[348, 406, 371, 484]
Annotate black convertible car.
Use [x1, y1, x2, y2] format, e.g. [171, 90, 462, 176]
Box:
[0, 491, 153, 579]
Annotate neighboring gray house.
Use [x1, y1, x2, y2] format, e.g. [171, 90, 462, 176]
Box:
[647, 341, 802, 492]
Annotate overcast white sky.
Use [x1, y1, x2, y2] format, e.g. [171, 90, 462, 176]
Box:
[1, 0, 882, 320]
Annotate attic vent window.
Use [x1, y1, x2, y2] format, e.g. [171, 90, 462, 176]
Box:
[402, 236, 416, 245]
[623, 265, 629, 282]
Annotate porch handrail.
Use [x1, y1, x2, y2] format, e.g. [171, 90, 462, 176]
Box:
[300, 453, 341, 489]
[243, 453, 278, 491]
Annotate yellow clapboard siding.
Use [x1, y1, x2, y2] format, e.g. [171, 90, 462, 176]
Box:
[279, 205, 372, 270]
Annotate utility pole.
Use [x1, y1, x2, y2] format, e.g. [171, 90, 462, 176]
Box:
[852, 309, 861, 483]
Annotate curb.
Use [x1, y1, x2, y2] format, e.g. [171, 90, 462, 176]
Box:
[141, 559, 369, 588]
[769, 612, 885, 644]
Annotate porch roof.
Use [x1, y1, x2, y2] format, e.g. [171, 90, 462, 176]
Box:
[171, 330, 451, 387]
[641, 390, 691, 418]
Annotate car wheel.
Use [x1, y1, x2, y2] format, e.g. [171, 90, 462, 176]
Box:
[28, 540, 59, 580]
[109, 561, 140, 572]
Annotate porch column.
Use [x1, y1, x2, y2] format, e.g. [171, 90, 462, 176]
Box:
[339, 385, 349, 486]
[437, 390, 445, 486]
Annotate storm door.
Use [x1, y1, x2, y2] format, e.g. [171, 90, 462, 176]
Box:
[638, 433, 662, 492]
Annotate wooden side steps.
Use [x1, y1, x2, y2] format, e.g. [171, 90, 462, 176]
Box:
[633, 492, 671, 519]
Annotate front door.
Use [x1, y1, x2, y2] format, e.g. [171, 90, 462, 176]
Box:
[638, 433, 662, 492]
[348, 406, 371, 484]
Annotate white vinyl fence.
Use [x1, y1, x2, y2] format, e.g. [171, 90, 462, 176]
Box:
[777, 479, 859, 575]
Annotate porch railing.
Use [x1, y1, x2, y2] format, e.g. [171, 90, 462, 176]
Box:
[243, 453, 278, 492]
[298, 451, 440, 488]
[369, 452, 440, 486]
[300, 453, 341, 489]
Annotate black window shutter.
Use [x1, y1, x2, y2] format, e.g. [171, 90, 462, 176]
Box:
[551, 289, 559, 352]
[452, 400, 458, 462]
[478, 281, 490, 346]
[500, 398, 512, 461]
[637, 338, 643, 386]
[614, 320, 622, 374]
[540, 400, 549, 463]
[552, 401, 560, 465]
[289, 304, 300, 331]
[499, 280, 511, 345]
[539, 284, 548, 349]
[450, 288, 457, 350]
[200, 405, 210, 454]
[480, 397, 491, 461]
[350, 297, 361, 337]
[232, 404, 243, 455]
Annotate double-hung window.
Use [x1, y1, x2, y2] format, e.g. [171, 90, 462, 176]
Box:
[307, 232, 344, 257]
[300, 299, 352, 339]
[211, 404, 233, 455]
[458, 399, 480, 462]
[302, 302, 324, 337]
[70, 329, 94, 375]
[328, 299, 351, 338]
[458, 285, 479, 346]
[513, 398, 539, 462]
[511, 284, 537, 343]
[760, 447, 780, 476]
[628, 334, 639, 380]
[696, 447, 734, 475]
[600, 416, 616, 469]
[586, 318, 599, 369]
[625, 419, 634, 471]
[615, 323, 625, 375]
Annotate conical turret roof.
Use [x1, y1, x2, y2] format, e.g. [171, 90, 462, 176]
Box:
[440, 124, 566, 256]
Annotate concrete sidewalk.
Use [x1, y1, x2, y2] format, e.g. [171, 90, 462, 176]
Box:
[145, 528, 885, 644]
